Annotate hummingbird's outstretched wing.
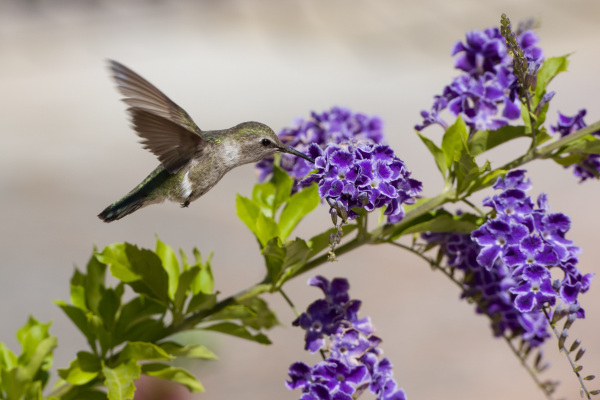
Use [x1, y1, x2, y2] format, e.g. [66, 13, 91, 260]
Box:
[109, 60, 206, 174]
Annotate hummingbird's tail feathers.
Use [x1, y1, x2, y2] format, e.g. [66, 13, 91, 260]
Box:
[98, 193, 146, 223]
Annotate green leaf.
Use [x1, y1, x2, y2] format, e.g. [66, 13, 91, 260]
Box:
[155, 238, 180, 301]
[278, 185, 320, 240]
[186, 293, 217, 315]
[565, 138, 600, 154]
[189, 249, 214, 295]
[467, 169, 508, 195]
[202, 322, 271, 345]
[174, 266, 200, 312]
[125, 244, 170, 304]
[0, 342, 18, 370]
[417, 132, 446, 177]
[235, 195, 261, 237]
[23, 337, 57, 380]
[1, 366, 30, 400]
[119, 319, 164, 344]
[85, 255, 107, 315]
[23, 380, 43, 400]
[115, 297, 166, 340]
[455, 151, 483, 193]
[238, 297, 280, 330]
[281, 238, 311, 277]
[77, 351, 101, 373]
[102, 360, 140, 400]
[441, 116, 468, 168]
[552, 154, 584, 166]
[307, 225, 357, 259]
[98, 288, 121, 332]
[158, 342, 218, 360]
[536, 127, 553, 146]
[96, 244, 139, 283]
[262, 238, 286, 283]
[256, 213, 280, 247]
[88, 315, 111, 358]
[252, 182, 276, 217]
[16, 316, 52, 366]
[401, 210, 482, 236]
[70, 284, 88, 312]
[118, 342, 173, 363]
[272, 164, 294, 212]
[468, 126, 527, 156]
[141, 363, 204, 393]
[58, 358, 98, 385]
[208, 305, 257, 322]
[54, 301, 96, 348]
[535, 56, 569, 104]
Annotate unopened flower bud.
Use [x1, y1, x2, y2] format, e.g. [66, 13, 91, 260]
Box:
[570, 339, 581, 353]
[558, 329, 568, 349]
[576, 347, 586, 362]
[329, 208, 338, 226]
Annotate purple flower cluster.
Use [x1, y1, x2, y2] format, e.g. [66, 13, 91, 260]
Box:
[256, 107, 385, 185]
[550, 109, 600, 181]
[421, 170, 594, 347]
[416, 26, 544, 132]
[288, 276, 406, 400]
[299, 142, 422, 223]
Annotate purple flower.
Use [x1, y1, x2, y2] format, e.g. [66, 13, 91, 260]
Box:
[416, 25, 546, 133]
[300, 142, 422, 223]
[293, 299, 345, 353]
[312, 358, 368, 395]
[509, 265, 556, 312]
[287, 276, 407, 400]
[550, 109, 600, 182]
[256, 107, 385, 186]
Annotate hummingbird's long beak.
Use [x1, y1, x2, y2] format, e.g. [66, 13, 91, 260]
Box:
[280, 146, 315, 164]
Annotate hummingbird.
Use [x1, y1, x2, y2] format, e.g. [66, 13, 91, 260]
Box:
[98, 61, 314, 223]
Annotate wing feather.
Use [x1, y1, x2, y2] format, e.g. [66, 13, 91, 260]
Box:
[108, 60, 206, 174]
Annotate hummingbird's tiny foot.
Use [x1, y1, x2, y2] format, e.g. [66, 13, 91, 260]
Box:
[181, 201, 190, 208]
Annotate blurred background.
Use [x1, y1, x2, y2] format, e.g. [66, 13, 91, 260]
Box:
[1, 0, 600, 399]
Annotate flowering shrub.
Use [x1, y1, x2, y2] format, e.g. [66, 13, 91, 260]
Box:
[3, 13, 600, 400]
[288, 276, 406, 400]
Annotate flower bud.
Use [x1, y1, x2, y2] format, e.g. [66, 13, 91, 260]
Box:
[564, 313, 577, 330]
[570, 339, 581, 353]
[558, 329, 568, 349]
[585, 376, 596, 381]
[329, 207, 338, 226]
[576, 347, 586, 362]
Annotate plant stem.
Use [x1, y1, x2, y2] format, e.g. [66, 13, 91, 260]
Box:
[461, 198, 486, 218]
[279, 288, 300, 318]
[542, 307, 591, 400]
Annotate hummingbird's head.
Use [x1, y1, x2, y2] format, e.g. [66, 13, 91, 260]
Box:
[232, 122, 315, 165]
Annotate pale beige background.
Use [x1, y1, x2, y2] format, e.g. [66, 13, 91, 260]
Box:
[1, 1, 599, 399]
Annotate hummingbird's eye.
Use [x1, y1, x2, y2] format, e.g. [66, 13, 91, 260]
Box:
[260, 138, 272, 147]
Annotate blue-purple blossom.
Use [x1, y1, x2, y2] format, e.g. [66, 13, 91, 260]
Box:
[300, 142, 422, 223]
[416, 26, 545, 132]
[420, 171, 593, 347]
[287, 276, 406, 400]
[256, 107, 385, 185]
[550, 109, 600, 181]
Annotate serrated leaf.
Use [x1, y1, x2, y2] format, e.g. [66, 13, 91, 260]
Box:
[278, 185, 320, 241]
[118, 342, 173, 363]
[468, 126, 527, 156]
[236, 195, 261, 237]
[174, 266, 200, 312]
[202, 322, 271, 345]
[417, 132, 446, 177]
[158, 342, 218, 360]
[102, 360, 140, 400]
[155, 238, 180, 301]
[58, 358, 98, 385]
[186, 293, 217, 315]
[442, 116, 468, 168]
[16, 317, 52, 366]
[307, 225, 357, 259]
[96, 244, 139, 283]
[141, 363, 204, 393]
